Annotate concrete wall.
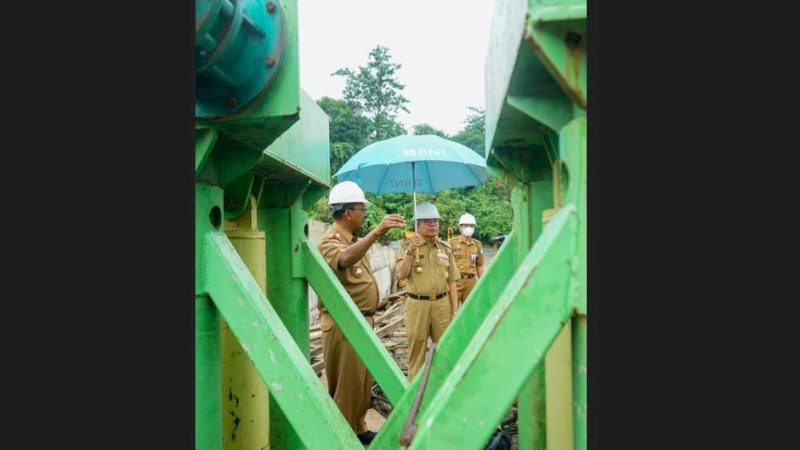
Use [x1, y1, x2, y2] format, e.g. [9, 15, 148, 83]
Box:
[307, 220, 399, 326]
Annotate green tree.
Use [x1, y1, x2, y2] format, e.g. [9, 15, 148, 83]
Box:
[450, 106, 485, 156]
[309, 65, 513, 246]
[317, 96, 371, 175]
[412, 123, 448, 138]
[333, 46, 410, 140]
[460, 178, 512, 242]
[434, 107, 511, 243]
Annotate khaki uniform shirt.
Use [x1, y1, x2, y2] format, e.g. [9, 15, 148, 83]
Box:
[448, 235, 485, 276]
[317, 223, 379, 314]
[397, 237, 460, 298]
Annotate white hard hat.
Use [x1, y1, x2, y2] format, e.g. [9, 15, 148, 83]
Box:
[328, 181, 369, 205]
[415, 202, 440, 220]
[459, 213, 477, 226]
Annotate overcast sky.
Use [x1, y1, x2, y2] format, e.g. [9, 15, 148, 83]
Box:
[297, 0, 496, 136]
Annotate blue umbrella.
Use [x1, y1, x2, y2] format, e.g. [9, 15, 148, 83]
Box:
[334, 135, 490, 230]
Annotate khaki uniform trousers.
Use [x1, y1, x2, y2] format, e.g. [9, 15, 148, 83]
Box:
[404, 297, 452, 380]
[321, 312, 374, 435]
[455, 277, 478, 306]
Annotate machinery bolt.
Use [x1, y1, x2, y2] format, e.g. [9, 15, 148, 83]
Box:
[266, 2, 275, 13]
[226, 97, 237, 107]
[265, 56, 276, 67]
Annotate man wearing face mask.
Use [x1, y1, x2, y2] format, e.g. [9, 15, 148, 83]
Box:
[448, 213, 485, 307]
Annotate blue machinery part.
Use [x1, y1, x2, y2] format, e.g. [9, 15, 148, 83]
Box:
[195, 0, 286, 119]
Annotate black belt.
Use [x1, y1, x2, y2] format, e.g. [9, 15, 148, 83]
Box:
[323, 310, 375, 317]
[407, 292, 447, 300]
[461, 274, 476, 279]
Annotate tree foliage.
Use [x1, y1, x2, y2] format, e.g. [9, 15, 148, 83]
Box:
[317, 96, 371, 175]
[309, 49, 512, 245]
[450, 106, 486, 156]
[333, 46, 409, 141]
[412, 123, 448, 138]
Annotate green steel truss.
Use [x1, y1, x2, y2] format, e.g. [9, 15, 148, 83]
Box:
[195, 0, 586, 448]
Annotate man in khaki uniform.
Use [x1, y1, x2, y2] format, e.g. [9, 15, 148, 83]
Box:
[395, 202, 460, 380]
[448, 213, 485, 306]
[317, 181, 405, 445]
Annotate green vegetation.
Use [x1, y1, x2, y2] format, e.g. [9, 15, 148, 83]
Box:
[308, 46, 512, 244]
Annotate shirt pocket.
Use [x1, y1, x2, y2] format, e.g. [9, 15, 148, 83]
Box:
[435, 256, 450, 280]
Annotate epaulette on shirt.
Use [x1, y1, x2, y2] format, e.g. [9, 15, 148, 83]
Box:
[321, 230, 344, 244]
[437, 239, 452, 250]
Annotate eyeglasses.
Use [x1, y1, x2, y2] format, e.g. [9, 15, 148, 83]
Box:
[418, 219, 439, 225]
[346, 207, 365, 212]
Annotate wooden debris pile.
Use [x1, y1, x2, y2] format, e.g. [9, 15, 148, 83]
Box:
[310, 290, 408, 377]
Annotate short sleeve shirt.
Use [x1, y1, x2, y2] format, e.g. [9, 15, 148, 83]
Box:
[397, 237, 460, 297]
[317, 223, 379, 314]
[448, 235, 485, 276]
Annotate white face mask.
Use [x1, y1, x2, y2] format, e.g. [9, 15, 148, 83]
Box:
[461, 226, 475, 237]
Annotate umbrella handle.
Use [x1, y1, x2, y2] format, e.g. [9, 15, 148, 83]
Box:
[412, 162, 417, 234]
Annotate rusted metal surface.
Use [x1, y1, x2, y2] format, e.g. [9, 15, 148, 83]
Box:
[400, 343, 437, 447]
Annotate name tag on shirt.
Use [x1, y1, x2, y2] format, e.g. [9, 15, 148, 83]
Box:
[436, 252, 448, 259]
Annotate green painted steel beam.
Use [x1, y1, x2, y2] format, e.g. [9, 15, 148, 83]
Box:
[487, 146, 552, 186]
[507, 94, 574, 135]
[290, 208, 307, 279]
[485, 0, 530, 157]
[303, 183, 329, 210]
[482, 3, 587, 450]
[512, 180, 545, 450]
[223, 173, 255, 220]
[252, 90, 331, 188]
[519, 366, 547, 450]
[485, 0, 586, 169]
[261, 204, 309, 351]
[213, 149, 264, 188]
[260, 200, 309, 449]
[258, 180, 311, 211]
[196, 183, 225, 450]
[370, 231, 519, 448]
[406, 206, 579, 450]
[203, 232, 362, 450]
[560, 118, 587, 314]
[561, 117, 587, 450]
[530, 180, 555, 244]
[532, 2, 586, 23]
[302, 241, 409, 405]
[196, 294, 222, 450]
[527, 0, 587, 108]
[196, 127, 218, 176]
